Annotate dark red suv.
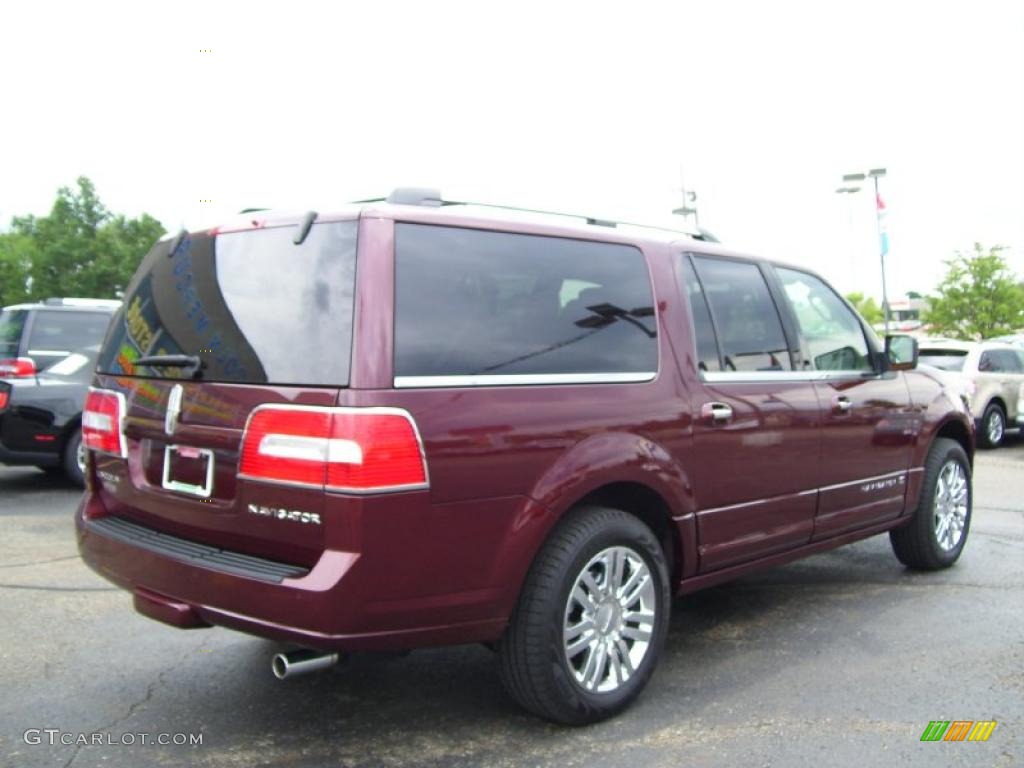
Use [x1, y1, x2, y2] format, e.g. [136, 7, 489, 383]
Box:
[77, 189, 974, 724]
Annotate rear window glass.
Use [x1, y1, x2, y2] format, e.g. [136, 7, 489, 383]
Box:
[97, 221, 358, 385]
[27, 310, 113, 353]
[919, 349, 968, 371]
[394, 224, 658, 379]
[0, 309, 27, 358]
[42, 348, 99, 380]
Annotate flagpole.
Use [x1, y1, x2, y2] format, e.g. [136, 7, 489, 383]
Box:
[871, 168, 890, 335]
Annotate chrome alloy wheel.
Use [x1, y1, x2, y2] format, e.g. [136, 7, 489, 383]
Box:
[933, 460, 969, 552]
[986, 409, 1005, 446]
[562, 546, 656, 693]
[76, 436, 87, 474]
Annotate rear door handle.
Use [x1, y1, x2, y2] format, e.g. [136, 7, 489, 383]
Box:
[701, 402, 733, 423]
[832, 395, 852, 414]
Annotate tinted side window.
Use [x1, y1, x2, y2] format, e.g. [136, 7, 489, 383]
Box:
[692, 257, 792, 372]
[1001, 350, 1022, 373]
[394, 224, 658, 379]
[978, 351, 1001, 373]
[676, 255, 721, 372]
[991, 349, 1022, 373]
[0, 309, 28, 357]
[28, 311, 113, 353]
[776, 268, 872, 372]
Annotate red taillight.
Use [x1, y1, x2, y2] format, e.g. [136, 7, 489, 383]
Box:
[0, 389, 8, 410]
[0, 357, 37, 378]
[239, 406, 428, 493]
[82, 388, 127, 458]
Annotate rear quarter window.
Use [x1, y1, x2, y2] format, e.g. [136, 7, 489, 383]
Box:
[0, 309, 27, 357]
[394, 224, 658, 382]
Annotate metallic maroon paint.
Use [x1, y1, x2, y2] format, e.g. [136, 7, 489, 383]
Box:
[76, 206, 975, 653]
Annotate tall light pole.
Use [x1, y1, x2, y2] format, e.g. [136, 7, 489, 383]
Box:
[836, 168, 890, 334]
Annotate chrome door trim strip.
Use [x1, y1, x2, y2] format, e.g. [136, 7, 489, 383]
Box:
[697, 489, 818, 516]
[694, 470, 912, 517]
[817, 469, 908, 493]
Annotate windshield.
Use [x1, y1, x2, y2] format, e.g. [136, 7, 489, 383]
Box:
[96, 221, 358, 385]
[0, 309, 27, 358]
[919, 349, 968, 372]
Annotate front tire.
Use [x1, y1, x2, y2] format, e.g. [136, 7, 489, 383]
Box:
[889, 438, 971, 570]
[978, 402, 1005, 449]
[497, 506, 670, 724]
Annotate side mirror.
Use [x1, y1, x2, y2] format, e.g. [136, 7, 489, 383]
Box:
[885, 334, 918, 371]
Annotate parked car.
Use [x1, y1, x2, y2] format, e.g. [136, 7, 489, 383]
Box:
[0, 346, 99, 485]
[76, 189, 974, 724]
[0, 298, 120, 377]
[989, 332, 1024, 350]
[918, 339, 1024, 448]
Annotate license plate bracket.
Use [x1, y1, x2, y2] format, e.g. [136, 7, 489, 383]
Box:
[161, 445, 215, 498]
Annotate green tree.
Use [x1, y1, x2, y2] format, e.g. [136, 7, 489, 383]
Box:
[924, 243, 1024, 339]
[0, 231, 35, 306]
[845, 291, 885, 324]
[9, 176, 165, 301]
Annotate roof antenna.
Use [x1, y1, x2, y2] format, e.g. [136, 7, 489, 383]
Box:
[166, 228, 188, 257]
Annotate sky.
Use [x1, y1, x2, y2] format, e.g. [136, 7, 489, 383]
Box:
[1, 0, 1022, 302]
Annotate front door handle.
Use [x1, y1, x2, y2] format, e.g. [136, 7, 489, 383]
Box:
[833, 395, 852, 414]
[701, 402, 733, 423]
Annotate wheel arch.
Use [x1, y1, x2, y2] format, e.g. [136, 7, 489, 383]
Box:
[569, 482, 684, 588]
[512, 432, 697, 599]
[983, 396, 1007, 417]
[933, 416, 975, 467]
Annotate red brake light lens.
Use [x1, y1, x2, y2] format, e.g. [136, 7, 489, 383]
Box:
[0, 357, 37, 378]
[239, 406, 428, 493]
[0, 389, 9, 410]
[82, 388, 127, 457]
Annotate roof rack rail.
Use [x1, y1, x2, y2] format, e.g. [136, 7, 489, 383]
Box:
[356, 188, 717, 241]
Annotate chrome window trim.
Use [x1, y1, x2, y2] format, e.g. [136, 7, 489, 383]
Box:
[394, 372, 657, 388]
[701, 370, 878, 383]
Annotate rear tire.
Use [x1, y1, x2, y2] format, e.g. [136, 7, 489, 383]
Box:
[62, 428, 85, 488]
[497, 506, 670, 724]
[978, 402, 1005, 449]
[889, 438, 971, 570]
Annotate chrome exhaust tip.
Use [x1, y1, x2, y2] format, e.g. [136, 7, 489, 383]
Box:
[272, 649, 341, 679]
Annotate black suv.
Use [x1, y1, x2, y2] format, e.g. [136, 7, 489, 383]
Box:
[0, 298, 120, 376]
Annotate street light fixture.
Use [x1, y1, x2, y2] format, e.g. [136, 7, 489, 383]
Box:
[836, 167, 890, 334]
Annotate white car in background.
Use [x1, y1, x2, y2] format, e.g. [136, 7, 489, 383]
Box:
[990, 333, 1024, 350]
[918, 339, 1024, 448]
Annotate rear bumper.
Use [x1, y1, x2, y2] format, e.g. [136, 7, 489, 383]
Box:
[0, 441, 59, 467]
[75, 492, 511, 651]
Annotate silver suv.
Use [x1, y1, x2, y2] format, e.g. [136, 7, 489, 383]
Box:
[919, 339, 1024, 447]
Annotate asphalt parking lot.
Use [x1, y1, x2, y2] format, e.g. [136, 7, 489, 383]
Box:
[1, 439, 1022, 768]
